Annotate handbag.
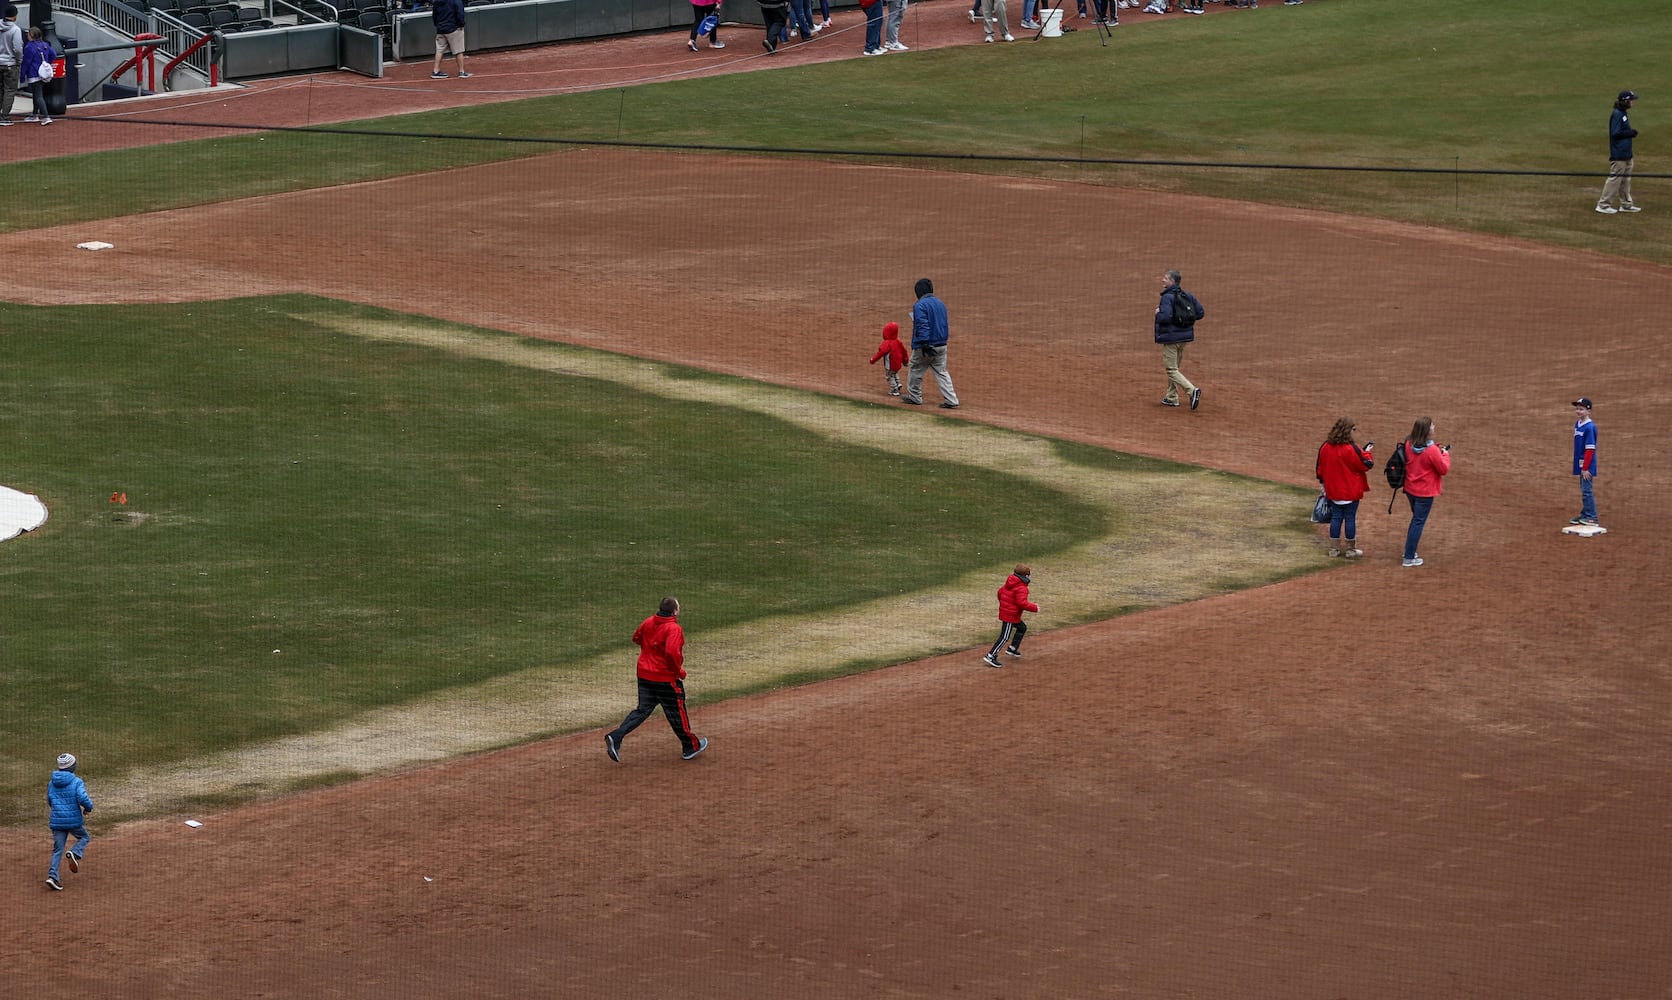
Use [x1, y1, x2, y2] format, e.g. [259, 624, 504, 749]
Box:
[1310, 490, 1330, 524]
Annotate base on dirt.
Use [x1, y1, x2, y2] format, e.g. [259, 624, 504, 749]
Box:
[1561, 524, 1608, 537]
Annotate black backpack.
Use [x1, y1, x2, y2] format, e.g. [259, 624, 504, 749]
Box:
[1383, 442, 1408, 512]
[1170, 288, 1203, 328]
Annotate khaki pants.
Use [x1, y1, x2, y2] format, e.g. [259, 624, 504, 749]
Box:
[1162, 342, 1196, 403]
[1597, 158, 1635, 210]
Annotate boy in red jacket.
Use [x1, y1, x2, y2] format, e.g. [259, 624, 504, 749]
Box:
[869, 321, 908, 396]
[982, 565, 1039, 668]
[605, 597, 708, 762]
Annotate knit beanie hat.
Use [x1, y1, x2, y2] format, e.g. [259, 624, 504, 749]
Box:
[56, 753, 76, 771]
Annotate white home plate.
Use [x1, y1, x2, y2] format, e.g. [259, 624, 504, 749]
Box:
[1561, 524, 1607, 537]
[0, 485, 49, 542]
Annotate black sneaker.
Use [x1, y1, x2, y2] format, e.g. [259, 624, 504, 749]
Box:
[65, 852, 79, 874]
[1567, 515, 1587, 525]
[938, 402, 959, 409]
[982, 653, 1002, 668]
[45, 876, 62, 891]
[901, 397, 922, 405]
[1189, 387, 1201, 410]
[682, 736, 710, 760]
[604, 733, 620, 762]
[1005, 647, 1021, 657]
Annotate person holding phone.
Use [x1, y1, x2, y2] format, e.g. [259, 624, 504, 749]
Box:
[1315, 417, 1374, 558]
[1399, 416, 1451, 568]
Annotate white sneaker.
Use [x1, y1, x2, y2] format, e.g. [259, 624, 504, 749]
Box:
[1002, 32, 1014, 39]
[1595, 205, 1619, 214]
[39, 116, 51, 125]
[887, 40, 908, 49]
[23, 115, 38, 123]
[710, 40, 725, 47]
[1402, 557, 1424, 568]
[984, 33, 994, 40]
[1620, 205, 1642, 213]
[968, 9, 979, 20]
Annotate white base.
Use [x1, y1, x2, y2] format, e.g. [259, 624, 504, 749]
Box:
[1561, 524, 1607, 536]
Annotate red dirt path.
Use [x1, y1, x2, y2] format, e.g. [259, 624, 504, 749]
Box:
[3, 7, 1670, 998]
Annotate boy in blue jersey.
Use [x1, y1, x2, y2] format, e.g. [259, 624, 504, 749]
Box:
[1569, 397, 1600, 527]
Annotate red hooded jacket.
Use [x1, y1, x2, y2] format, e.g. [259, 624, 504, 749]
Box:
[870, 322, 908, 371]
[996, 574, 1039, 624]
[632, 612, 685, 682]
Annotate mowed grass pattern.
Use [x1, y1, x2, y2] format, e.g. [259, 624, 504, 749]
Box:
[0, 296, 1107, 820]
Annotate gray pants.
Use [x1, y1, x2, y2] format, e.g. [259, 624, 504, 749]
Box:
[884, 0, 906, 45]
[1, 64, 19, 119]
[907, 345, 958, 406]
[983, 0, 1009, 37]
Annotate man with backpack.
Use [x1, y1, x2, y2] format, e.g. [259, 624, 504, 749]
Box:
[1154, 269, 1204, 410]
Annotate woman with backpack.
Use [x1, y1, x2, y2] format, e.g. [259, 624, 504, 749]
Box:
[1315, 417, 1374, 558]
[1399, 416, 1451, 568]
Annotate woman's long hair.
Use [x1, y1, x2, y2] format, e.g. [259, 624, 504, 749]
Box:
[1407, 416, 1433, 445]
[1326, 417, 1357, 446]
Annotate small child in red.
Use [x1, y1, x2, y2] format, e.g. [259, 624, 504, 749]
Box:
[982, 564, 1039, 668]
[869, 321, 908, 396]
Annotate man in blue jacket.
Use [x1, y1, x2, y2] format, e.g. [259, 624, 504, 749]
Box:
[45, 753, 93, 891]
[1155, 268, 1204, 410]
[431, 0, 471, 79]
[904, 277, 960, 409]
[1596, 90, 1639, 214]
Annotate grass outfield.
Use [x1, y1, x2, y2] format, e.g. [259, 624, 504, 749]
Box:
[6, 1, 1667, 260]
[0, 297, 1318, 822]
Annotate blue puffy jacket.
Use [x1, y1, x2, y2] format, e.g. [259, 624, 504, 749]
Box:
[47, 769, 93, 830]
[1609, 105, 1637, 162]
[911, 294, 949, 349]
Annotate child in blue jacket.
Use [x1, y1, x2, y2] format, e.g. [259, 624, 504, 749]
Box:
[45, 753, 93, 891]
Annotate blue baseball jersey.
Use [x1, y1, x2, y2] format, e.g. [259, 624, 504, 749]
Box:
[1573, 418, 1598, 475]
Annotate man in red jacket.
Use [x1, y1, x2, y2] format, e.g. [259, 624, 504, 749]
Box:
[605, 597, 709, 762]
[982, 565, 1039, 668]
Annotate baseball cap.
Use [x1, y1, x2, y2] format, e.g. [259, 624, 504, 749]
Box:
[56, 753, 76, 770]
[1571, 396, 1593, 409]
[1619, 90, 1638, 102]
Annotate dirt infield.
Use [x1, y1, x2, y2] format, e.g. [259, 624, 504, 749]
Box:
[3, 8, 1671, 999]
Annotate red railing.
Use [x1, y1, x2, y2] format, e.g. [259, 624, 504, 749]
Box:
[163, 32, 218, 90]
[111, 33, 165, 93]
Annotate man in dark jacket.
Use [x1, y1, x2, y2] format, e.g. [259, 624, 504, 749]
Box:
[1154, 269, 1204, 410]
[431, 0, 470, 79]
[1596, 90, 1640, 214]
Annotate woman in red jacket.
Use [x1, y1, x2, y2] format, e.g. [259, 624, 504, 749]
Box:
[1400, 416, 1452, 568]
[1315, 417, 1374, 558]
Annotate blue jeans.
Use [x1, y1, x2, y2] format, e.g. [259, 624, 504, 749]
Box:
[1404, 494, 1434, 560]
[1579, 476, 1598, 520]
[1327, 499, 1359, 541]
[789, 0, 815, 35]
[50, 826, 90, 880]
[864, 1, 883, 50]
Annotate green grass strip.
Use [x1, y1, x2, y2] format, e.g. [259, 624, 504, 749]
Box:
[9, 0, 1666, 261]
